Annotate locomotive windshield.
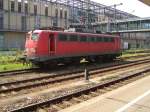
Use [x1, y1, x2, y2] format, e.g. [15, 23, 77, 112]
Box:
[31, 33, 39, 40]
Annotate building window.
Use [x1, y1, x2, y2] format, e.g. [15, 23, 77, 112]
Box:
[21, 16, 27, 30]
[11, 1, 15, 12]
[45, 7, 48, 16]
[18, 2, 21, 13]
[53, 18, 58, 27]
[60, 9, 63, 18]
[64, 10, 67, 19]
[0, 0, 3, 10]
[55, 9, 58, 17]
[25, 3, 28, 13]
[0, 14, 3, 29]
[34, 5, 37, 15]
[0, 34, 4, 49]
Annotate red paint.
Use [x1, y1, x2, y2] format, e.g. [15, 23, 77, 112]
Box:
[25, 30, 121, 62]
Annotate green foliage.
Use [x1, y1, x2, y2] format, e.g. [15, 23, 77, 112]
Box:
[0, 63, 32, 72]
[122, 49, 150, 55]
[121, 49, 150, 58]
[0, 50, 24, 64]
[0, 50, 32, 72]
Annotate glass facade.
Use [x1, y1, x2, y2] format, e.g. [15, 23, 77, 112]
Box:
[97, 19, 150, 32]
[10, 1, 15, 12]
[94, 19, 150, 49]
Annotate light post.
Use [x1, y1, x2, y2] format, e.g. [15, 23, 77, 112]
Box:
[113, 3, 123, 31]
[81, 58, 89, 82]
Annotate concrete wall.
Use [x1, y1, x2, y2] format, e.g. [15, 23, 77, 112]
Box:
[2, 0, 70, 30]
[0, 32, 25, 50]
[120, 32, 150, 49]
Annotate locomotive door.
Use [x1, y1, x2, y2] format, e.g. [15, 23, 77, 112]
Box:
[115, 38, 118, 50]
[49, 34, 55, 55]
[115, 38, 119, 50]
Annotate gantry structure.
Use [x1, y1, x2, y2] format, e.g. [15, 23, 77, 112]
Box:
[0, 0, 138, 32]
[0, 0, 139, 50]
[48, 0, 137, 24]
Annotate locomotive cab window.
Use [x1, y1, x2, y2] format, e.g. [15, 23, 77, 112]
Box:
[59, 34, 68, 41]
[31, 33, 39, 40]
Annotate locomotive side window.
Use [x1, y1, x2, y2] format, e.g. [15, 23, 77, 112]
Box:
[97, 37, 103, 42]
[59, 34, 68, 41]
[79, 36, 87, 42]
[69, 35, 78, 41]
[88, 36, 96, 42]
[107, 37, 111, 42]
[31, 33, 39, 40]
[104, 37, 109, 42]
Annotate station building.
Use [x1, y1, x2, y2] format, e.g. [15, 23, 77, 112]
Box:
[0, 0, 140, 50]
[93, 18, 150, 49]
[0, 0, 69, 50]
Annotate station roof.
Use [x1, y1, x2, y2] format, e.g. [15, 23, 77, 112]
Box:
[140, 0, 150, 6]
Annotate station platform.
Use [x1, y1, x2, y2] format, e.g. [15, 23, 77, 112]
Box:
[60, 74, 150, 112]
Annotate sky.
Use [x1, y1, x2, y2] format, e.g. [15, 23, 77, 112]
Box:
[92, 0, 150, 18]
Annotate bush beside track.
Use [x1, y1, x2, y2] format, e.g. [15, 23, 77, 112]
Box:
[0, 50, 32, 72]
[122, 49, 150, 54]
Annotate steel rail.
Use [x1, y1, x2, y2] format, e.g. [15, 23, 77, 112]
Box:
[9, 66, 150, 112]
[0, 68, 38, 77]
[0, 58, 149, 87]
[0, 59, 150, 94]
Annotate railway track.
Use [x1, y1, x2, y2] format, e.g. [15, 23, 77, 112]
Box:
[8, 63, 150, 112]
[0, 55, 150, 85]
[0, 68, 38, 77]
[0, 58, 150, 98]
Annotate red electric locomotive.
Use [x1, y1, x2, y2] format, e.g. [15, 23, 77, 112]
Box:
[25, 30, 121, 67]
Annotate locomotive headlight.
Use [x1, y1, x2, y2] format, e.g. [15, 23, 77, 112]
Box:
[30, 48, 36, 53]
[25, 48, 29, 52]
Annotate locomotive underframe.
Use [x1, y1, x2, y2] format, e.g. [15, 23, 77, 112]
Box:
[27, 51, 121, 67]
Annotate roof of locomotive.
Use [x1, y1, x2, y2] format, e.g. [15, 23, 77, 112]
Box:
[31, 30, 120, 38]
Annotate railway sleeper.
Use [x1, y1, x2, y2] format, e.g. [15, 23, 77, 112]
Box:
[91, 91, 100, 96]
[62, 101, 73, 106]
[72, 97, 83, 102]
[52, 104, 63, 111]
